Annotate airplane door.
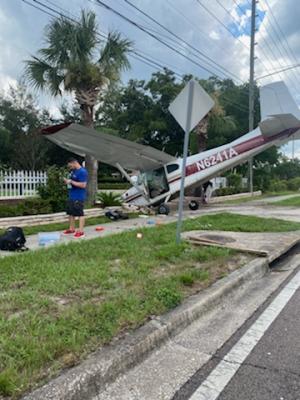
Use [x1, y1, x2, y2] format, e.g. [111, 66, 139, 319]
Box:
[145, 167, 170, 199]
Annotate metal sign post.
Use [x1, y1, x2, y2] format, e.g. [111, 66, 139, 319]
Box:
[169, 79, 214, 244]
[175, 80, 194, 244]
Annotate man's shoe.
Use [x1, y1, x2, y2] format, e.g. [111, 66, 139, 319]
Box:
[63, 229, 75, 235]
[74, 231, 85, 239]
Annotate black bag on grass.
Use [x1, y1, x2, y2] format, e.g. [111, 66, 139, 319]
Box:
[0, 227, 27, 252]
[105, 210, 129, 221]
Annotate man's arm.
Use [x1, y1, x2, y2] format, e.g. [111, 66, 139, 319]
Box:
[71, 169, 88, 189]
[70, 180, 87, 189]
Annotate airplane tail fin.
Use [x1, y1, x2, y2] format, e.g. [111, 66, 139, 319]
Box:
[260, 81, 300, 121]
[259, 81, 300, 141]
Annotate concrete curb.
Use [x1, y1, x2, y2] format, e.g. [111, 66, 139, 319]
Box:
[0, 207, 121, 229]
[22, 257, 268, 400]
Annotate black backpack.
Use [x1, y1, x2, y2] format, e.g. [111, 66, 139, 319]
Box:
[0, 227, 27, 252]
[105, 210, 129, 221]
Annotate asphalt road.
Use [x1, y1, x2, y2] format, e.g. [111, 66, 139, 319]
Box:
[174, 267, 300, 400]
[217, 286, 300, 400]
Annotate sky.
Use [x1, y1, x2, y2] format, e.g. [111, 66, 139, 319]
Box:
[1, 0, 300, 157]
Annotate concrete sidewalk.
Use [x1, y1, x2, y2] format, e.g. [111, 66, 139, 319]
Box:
[0, 212, 181, 257]
[2, 200, 300, 257]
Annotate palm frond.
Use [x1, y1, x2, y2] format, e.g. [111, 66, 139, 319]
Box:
[24, 56, 51, 91]
[99, 31, 132, 81]
[43, 17, 75, 66]
[24, 56, 63, 96]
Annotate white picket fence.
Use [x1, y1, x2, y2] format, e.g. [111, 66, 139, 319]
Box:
[0, 170, 47, 199]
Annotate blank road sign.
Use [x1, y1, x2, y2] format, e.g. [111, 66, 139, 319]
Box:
[168, 79, 215, 132]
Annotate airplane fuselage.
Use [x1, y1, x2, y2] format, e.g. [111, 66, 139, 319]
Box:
[122, 124, 299, 206]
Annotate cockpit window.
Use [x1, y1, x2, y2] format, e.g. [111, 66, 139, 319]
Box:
[138, 167, 170, 198]
[166, 164, 179, 174]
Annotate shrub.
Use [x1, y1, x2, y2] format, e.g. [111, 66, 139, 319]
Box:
[98, 192, 122, 207]
[99, 182, 130, 190]
[268, 179, 288, 193]
[21, 198, 52, 215]
[215, 187, 243, 196]
[0, 198, 52, 218]
[286, 177, 300, 191]
[38, 166, 68, 212]
[227, 173, 242, 190]
[0, 204, 21, 218]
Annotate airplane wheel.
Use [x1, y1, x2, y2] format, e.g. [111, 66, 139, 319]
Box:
[158, 203, 170, 215]
[189, 200, 199, 211]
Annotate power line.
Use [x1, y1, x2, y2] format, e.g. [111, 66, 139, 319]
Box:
[22, 0, 56, 18]
[23, 0, 186, 79]
[165, 0, 247, 72]
[90, 0, 248, 82]
[195, 0, 276, 80]
[256, 0, 300, 87]
[220, 0, 278, 73]
[231, 0, 248, 17]
[215, 0, 244, 28]
[257, 63, 300, 80]
[195, 0, 249, 50]
[121, 0, 244, 83]
[21, 0, 250, 114]
[229, 0, 297, 86]
[263, 0, 299, 66]
[90, 0, 251, 112]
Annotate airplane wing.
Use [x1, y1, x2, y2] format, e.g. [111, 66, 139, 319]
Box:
[42, 123, 176, 171]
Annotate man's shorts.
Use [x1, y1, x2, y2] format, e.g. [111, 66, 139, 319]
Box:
[66, 200, 84, 217]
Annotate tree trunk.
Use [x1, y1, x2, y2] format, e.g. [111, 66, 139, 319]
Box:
[193, 116, 209, 197]
[81, 104, 98, 205]
[195, 116, 209, 153]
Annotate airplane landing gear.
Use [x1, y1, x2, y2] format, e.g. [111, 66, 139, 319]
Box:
[188, 200, 199, 211]
[158, 203, 170, 215]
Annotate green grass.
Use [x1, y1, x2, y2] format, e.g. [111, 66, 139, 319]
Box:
[1, 212, 300, 397]
[271, 195, 300, 207]
[222, 195, 261, 205]
[183, 212, 300, 232]
[222, 191, 299, 205]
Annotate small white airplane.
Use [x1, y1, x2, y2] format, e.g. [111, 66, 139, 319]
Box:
[42, 81, 300, 214]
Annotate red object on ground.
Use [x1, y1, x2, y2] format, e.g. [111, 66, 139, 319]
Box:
[63, 229, 75, 235]
[95, 226, 104, 231]
[74, 231, 85, 239]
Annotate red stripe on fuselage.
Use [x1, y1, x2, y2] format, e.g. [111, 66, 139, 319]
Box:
[169, 128, 298, 184]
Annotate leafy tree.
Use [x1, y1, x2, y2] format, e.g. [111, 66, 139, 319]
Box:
[25, 10, 132, 204]
[98, 69, 236, 158]
[98, 70, 189, 155]
[0, 84, 52, 169]
[0, 128, 12, 165]
[273, 156, 300, 180]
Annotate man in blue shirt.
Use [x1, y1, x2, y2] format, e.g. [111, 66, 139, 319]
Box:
[63, 158, 88, 238]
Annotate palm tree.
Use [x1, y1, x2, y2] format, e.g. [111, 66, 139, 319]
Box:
[25, 11, 132, 204]
[195, 92, 236, 153]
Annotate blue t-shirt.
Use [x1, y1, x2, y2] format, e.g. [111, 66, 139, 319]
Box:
[69, 167, 88, 201]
